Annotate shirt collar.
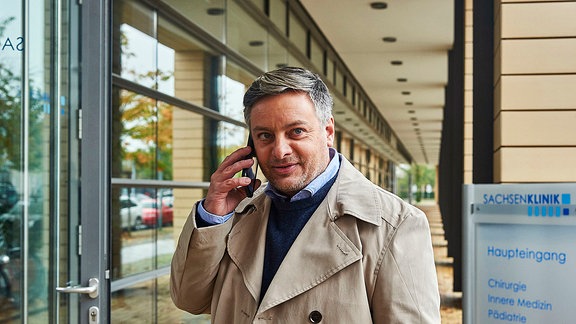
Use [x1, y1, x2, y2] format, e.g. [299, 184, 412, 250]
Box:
[265, 148, 340, 202]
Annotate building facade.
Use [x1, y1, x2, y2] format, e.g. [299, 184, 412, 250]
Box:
[0, 0, 406, 322]
[441, 0, 576, 293]
[5, 0, 574, 322]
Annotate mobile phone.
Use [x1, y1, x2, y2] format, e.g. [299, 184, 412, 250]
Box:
[241, 134, 258, 197]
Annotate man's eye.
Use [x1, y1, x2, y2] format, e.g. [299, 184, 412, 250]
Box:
[258, 133, 272, 140]
[293, 128, 304, 135]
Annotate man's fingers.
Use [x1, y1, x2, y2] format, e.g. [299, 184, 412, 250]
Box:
[211, 158, 254, 184]
[203, 146, 256, 215]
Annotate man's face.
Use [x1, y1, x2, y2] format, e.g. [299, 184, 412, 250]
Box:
[249, 92, 334, 197]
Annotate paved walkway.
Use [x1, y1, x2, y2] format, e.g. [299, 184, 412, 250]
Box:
[417, 203, 463, 323]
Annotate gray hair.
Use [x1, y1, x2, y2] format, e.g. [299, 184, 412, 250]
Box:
[243, 66, 333, 127]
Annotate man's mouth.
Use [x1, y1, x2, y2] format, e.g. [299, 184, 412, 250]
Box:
[271, 163, 298, 175]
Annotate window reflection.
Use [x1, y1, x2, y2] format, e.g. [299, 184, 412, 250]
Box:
[310, 36, 323, 73]
[0, 196, 47, 311]
[111, 187, 175, 279]
[218, 73, 247, 121]
[289, 10, 307, 55]
[219, 62, 255, 160]
[115, 0, 156, 86]
[269, 0, 287, 36]
[227, 1, 267, 70]
[162, 0, 226, 42]
[113, 89, 174, 181]
[120, 24, 158, 89]
[111, 276, 211, 323]
[1, 2, 53, 321]
[268, 35, 288, 71]
[326, 56, 335, 83]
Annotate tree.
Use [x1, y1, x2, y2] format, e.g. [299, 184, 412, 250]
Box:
[395, 164, 436, 202]
[118, 90, 173, 180]
[412, 164, 436, 202]
[114, 27, 174, 181]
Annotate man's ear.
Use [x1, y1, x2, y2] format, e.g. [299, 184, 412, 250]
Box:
[325, 117, 335, 147]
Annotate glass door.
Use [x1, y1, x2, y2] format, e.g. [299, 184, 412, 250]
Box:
[0, 1, 51, 321]
[0, 0, 101, 322]
[1, 0, 113, 322]
[53, 0, 112, 323]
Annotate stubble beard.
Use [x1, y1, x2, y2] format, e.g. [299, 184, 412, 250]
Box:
[264, 156, 326, 198]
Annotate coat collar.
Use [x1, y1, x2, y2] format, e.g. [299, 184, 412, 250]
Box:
[235, 154, 394, 227]
[326, 156, 386, 226]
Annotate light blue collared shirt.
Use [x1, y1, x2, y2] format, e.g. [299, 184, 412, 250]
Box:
[197, 148, 340, 224]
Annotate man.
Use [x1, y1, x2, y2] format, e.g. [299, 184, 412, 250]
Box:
[171, 67, 440, 323]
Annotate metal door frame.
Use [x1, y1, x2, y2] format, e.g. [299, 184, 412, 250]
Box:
[78, 0, 111, 322]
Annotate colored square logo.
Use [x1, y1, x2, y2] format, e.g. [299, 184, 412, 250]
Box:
[562, 193, 571, 204]
[563, 208, 570, 216]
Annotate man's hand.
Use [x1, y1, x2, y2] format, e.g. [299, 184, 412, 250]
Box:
[203, 146, 261, 216]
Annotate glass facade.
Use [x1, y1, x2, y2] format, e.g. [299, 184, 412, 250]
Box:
[1, 0, 75, 322]
[1, 0, 401, 322]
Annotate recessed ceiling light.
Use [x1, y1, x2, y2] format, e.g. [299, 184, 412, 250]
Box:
[249, 40, 264, 47]
[408, 110, 415, 113]
[402, 91, 411, 95]
[207, 8, 225, 15]
[391, 60, 403, 65]
[370, 2, 388, 9]
[382, 37, 397, 43]
[405, 102, 413, 106]
[397, 78, 407, 82]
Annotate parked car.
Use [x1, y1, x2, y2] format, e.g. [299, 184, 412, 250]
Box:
[119, 196, 142, 230]
[140, 198, 173, 227]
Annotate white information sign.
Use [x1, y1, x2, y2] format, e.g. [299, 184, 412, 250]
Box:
[463, 184, 576, 324]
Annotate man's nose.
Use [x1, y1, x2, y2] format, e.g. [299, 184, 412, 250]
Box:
[272, 137, 292, 159]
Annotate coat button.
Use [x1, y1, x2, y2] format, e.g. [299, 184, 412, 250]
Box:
[309, 310, 322, 323]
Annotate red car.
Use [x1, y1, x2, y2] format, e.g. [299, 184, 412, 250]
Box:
[140, 198, 173, 227]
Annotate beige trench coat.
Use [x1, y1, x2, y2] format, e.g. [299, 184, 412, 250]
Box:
[171, 156, 440, 323]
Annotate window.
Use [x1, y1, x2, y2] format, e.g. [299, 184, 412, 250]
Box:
[269, 0, 287, 35]
[310, 35, 323, 72]
[162, 0, 226, 41]
[227, 1, 267, 70]
[288, 9, 307, 54]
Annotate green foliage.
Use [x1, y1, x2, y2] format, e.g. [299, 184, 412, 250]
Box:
[117, 90, 174, 180]
[396, 164, 436, 202]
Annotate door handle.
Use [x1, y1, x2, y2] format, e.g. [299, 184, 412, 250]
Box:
[56, 277, 99, 298]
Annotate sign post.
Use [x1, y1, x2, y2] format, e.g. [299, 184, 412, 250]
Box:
[463, 184, 576, 323]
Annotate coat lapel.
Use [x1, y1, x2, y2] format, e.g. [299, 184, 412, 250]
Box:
[257, 197, 362, 313]
[227, 197, 271, 303]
